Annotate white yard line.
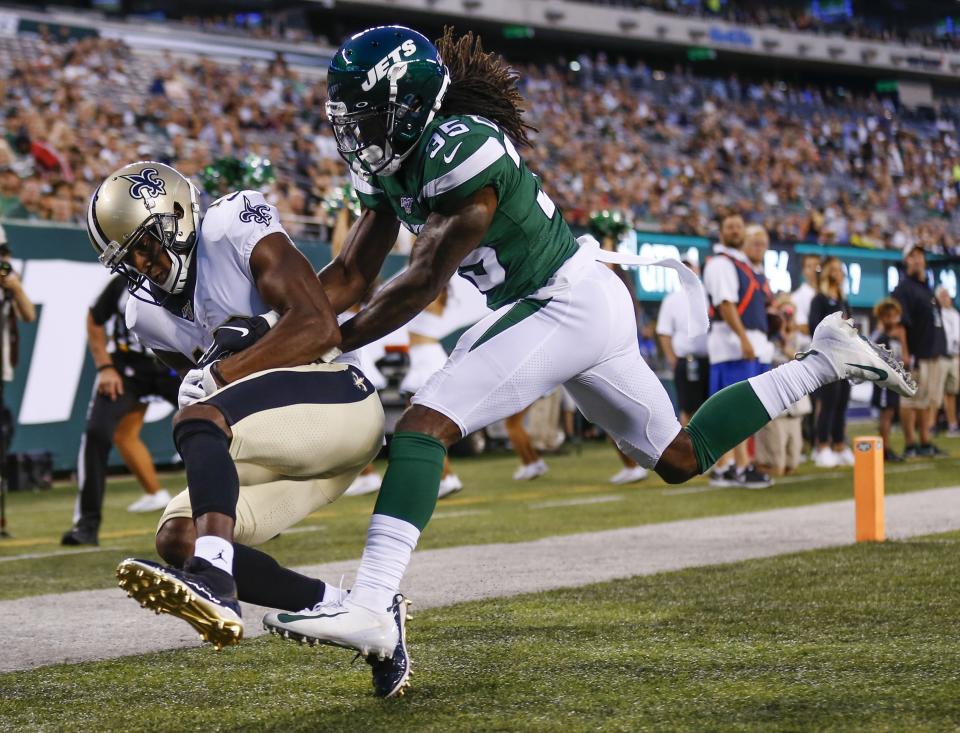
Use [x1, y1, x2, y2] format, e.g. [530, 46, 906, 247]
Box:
[529, 495, 623, 509]
[433, 509, 490, 519]
[0, 547, 113, 563]
[1, 486, 958, 673]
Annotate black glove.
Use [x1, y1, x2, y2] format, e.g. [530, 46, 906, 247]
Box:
[198, 312, 278, 367]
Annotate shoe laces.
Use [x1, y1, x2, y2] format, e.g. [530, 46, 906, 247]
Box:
[297, 575, 349, 614]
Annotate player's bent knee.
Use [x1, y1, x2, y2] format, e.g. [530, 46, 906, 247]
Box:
[654, 431, 699, 484]
[395, 404, 463, 448]
[155, 518, 195, 566]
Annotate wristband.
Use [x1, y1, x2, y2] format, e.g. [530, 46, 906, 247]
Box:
[97, 364, 116, 372]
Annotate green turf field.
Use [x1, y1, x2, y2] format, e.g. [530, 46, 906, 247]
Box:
[2, 530, 958, 732]
[1, 430, 957, 601]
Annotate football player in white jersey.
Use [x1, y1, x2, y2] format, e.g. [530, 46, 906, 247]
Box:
[86, 161, 385, 650]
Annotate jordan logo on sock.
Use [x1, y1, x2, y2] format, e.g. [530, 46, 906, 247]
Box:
[212, 550, 226, 563]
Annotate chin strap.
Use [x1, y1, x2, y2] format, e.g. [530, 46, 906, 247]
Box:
[578, 235, 709, 338]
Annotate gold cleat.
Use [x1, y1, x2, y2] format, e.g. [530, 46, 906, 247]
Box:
[116, 558, 244, 650]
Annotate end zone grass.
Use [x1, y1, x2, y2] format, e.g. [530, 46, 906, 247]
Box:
[2, 531, 958, 732]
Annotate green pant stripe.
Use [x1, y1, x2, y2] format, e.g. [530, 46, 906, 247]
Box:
[469, 298, 552, 353]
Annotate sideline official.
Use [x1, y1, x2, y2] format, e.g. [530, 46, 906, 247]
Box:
[61, 275, 180, 546]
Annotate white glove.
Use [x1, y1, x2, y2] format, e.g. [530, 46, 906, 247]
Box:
[178, 363, 221, 409]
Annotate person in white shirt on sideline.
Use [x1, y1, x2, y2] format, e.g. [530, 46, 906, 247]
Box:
[656, 259, 709, 426]
[936, 287, 960, 436]
[791, 254, 821, 347]
[703, 213, 773, 489]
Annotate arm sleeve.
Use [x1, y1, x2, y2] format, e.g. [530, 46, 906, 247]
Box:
[89, 275, 126, 326]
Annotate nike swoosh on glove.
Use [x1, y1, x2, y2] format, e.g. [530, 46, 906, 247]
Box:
[178, 364, 220, 409]
[199, 311, 280, 367]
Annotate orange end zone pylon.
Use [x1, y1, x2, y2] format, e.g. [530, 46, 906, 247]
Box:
[853, 436, 885, 542]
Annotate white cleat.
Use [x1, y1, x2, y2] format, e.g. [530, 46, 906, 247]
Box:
[344, 472, 382, 497]
[127, 489, 172, 513]
[512, 459, 548, 481]
[438, 473, 463, 499]
[802, 312, 917, 397]
[609, 465, 649, 485]
[263, 596, 398, 659]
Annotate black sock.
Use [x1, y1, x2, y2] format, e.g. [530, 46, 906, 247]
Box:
[233, 543, 325, 611]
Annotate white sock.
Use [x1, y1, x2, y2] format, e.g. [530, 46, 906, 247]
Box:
[349, 514, 420, 612]
[193, 535, 234, 576]
[321, 583, 347, 605]
[748, 354, 837, 419]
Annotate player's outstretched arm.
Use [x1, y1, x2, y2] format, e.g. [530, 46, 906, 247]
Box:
[319, 207, 400, 314]
[215, 232, 341, 384]
[339, 187, 498, 353]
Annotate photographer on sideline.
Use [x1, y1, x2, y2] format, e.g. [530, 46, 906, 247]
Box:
[0, 225, 37, 385]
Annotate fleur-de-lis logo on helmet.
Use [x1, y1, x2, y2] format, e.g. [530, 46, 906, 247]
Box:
[119, 167, 167, 201]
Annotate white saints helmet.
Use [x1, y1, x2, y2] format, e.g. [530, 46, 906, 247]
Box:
[87, 161, 200, 301]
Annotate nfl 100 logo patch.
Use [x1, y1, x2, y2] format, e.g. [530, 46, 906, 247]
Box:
[400, 196, 414, 214]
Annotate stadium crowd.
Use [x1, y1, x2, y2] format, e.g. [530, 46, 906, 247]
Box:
[0, 33, 960, 254]
[583, 0, 960, 52]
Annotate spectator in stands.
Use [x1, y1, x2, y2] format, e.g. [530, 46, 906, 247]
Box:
[0, 167, 22, 218]
[703, 212, 772, 488]
[871, 298, 910, 462]
[61, 276, 180, 546]
[656, 259, 709, 426]
[936, 287, 960, 437]
[755, 293, 811, 477]
[893, 246, 949, 457]
[808, 256, 853, 467]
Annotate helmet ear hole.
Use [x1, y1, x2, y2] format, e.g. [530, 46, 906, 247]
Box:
[173, 202, 184, 219]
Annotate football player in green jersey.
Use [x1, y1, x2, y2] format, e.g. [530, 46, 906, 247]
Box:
[264, 25, 916, 697]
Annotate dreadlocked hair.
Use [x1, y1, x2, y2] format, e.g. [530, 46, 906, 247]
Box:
[435, 27, 536, 148]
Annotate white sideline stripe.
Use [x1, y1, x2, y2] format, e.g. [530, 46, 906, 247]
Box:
[0, 547, 112, 563]
[433, 509, 490, 519]
[1, 486, 959, 673]
[278, 525, 325, 535]
[529, 495, 623, 509]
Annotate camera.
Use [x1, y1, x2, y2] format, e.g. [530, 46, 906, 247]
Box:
[0, 262, 12, 277]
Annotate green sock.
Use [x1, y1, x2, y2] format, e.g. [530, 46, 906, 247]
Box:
[684, 381, 771, 474]
[372, 431, 447, 531]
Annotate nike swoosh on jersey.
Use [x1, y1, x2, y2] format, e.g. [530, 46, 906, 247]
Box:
[845, 362, 888, 380]
[442, 142, 464, 164]
[219, 326, 250, 338]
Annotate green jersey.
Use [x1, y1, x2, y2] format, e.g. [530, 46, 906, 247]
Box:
[352, 114, 578, 310]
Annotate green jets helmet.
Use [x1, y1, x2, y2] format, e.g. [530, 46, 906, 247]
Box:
[326, 25, 449, 177]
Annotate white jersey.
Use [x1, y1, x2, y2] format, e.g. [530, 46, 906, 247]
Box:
[127, 190, 359, 369]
